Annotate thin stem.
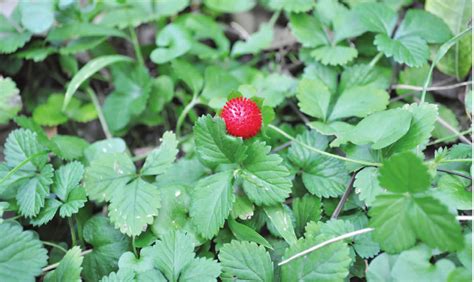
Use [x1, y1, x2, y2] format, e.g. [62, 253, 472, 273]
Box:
[68, 217, 77, 246]
[129, 27, 145, 67]
[176, 95, 199, 139]
[392, 81, 472, 92]
[42, 249, 93, 273]
[0, 150, 49, 186]
[437, 168, 472, 180]
[86, 88, 112, 139]
[43, 241, 68, 254]
[427, 129, 472, 146]
[269, 10, 281, 27]
[439, 158, 472, 164]
[369, 52, 384, 68]
[278, 228, 375, 266]
[331, 169, 362, 219]
[435, 116, 472, 144]
[132, 236, 139, 258]
[268, 124, 382, 167]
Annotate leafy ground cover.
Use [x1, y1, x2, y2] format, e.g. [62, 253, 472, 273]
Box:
[0, 0, 472, 281]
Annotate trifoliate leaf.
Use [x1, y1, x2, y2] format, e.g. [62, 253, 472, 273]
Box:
[264, 204, 297, 245]
[386, 103, 438, 154]
[374, 33, 429, 67]
[52, 162, 86, 217]
[30, 198, 61, 226]
[0, 223, 48, 282]
[16, 164, 54, 217]
[281, 235, 351, 281]
[0, 77, 22, 124]
[151, 231, 195, 281]
[231, 24, 273, 57]
[84, 153, 135, 202]
[354, 2, 397, 34]
[268, 0, 315, 12]
[292, 195, 322, 236]
[204, 0, 256, 13]
[190, 171, 235, 239]
[44, 246, 83, 282]
[82, 216, 130, 282]
[288, 130, 349, 198]
[345, 108, 412, 149]
[150, 24, 192, 64]
[378, 152, 431, 193]
[218, 241, 273, 282]
[0, 15, 32, 54]
[311, 45, 358, 66]
[354, 167, 384, 207]
[433, 174, 472, 210]
[240, 141, 292, 205]
[194, 115, 247, 168]
[108, 178, 161, 236]
[289, 13, 328, 48]
[141, 131, 178, 176]
[369, 193, 464, 253]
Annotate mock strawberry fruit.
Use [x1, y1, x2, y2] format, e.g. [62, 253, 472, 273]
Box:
[221, 97, 262, 139]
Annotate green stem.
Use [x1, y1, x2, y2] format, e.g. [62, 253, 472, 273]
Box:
[427, 129, 472, 146]
[0, 150, 49, 186]
[268, 124, 382, 167]
[176, 95, 199, 139]
[86, 88, 113, 139]
[129, 27, 145, 67]
[269, 10, 281, 26]
[68, 217, 78, 246]
[439, 158, 472, 164]
[132, 236, 139, 258]
[43, 241, 68, 254]
[368, 52, 384, 68]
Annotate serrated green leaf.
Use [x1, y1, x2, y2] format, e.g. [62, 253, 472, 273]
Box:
[375, 33, 429, 67]
[345, 108, 412, 149]
[292, 195, 322, 236]
[354, 167, 384, 206]
[44, 246, 83, 282]
[354, 3, 397, 34]
[231, 24, 273, 57]
[0, 77, 22, 124]
[204, 0, 255, 13]
[281, 235, 351, 281]
[201, 66, 240, 108]
[268, 0, 315, 12]
[194, 115, 247, 168]
[51, 135, 89, 161]
[289, 13, 328, 48]
[84, 138, 127, 163]
[16, 164, 54, 217]
[154, 158, 207, 187]
[180, 257, 221, 282]
[433, 174, 472, 211]
[395, 10, 451, 43]
[83, 215, 130, 282]
[296, 78, 332, 120]
[0, 223, 48, 282]
[190, 170, 235, 239]
[228, 217, 272, 249]
[378, 152, 431, 193]
[264, 204, 297, 245]
[141, 132, 178, 176]
[4, 128, 48, 170]
[109, 178, 161, 236]
[84, 153, 135, 202]
[0, 15, 32, 54]
[150, 24, 192, 64]
[218, 240, 273, 281]
[311, 46, 358, 66]
[432, 104, 460, 142]
[30, 198, 61, 226]
[52, 161, 86, 217]
[241, 141, 292, 206]
[19, 0, 54, 34]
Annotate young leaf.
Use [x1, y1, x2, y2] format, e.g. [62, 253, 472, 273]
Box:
[240, 141, 292, 206]
[150, 24, 192, 64]
[193, 115, 247, 168]
[0, 223, 48, 281]
[0, 77, 22, 125]
[218, 240, 273, 281]
[82, 216, 130, 282]
[190, 170, 235, 239]
[281, 235, 351, 281]
[44, 246, 83, 282]
[108, 178, 161, 237]
[264, 205, 297, 245]
[141, 131, 178, 176]
[378, 152, 431, 193]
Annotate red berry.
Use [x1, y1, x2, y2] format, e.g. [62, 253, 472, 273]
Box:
[221, 97, 262, 139]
